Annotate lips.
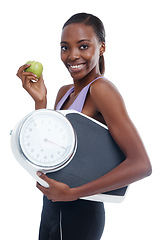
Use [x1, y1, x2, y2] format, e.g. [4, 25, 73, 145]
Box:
[67, 63, 85, 73]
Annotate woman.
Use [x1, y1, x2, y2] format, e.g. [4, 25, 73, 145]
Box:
[17, 13, 152, 240]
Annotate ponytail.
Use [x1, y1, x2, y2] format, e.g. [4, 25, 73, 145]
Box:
[99, 55, 105, 75]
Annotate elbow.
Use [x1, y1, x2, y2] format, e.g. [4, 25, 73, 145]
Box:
[145, 162, 152, 177]
[140, 157, 152, 178]
[130, 155, 152, 181]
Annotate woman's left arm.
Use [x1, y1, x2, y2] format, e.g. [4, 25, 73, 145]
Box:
[70, 79, 152, 199]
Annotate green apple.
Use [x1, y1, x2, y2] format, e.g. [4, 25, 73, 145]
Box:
[25, 61, 43, 79]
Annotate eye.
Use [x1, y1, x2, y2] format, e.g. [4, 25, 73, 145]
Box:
[61, 46, 68, 52]
[80, 44, 89, 50]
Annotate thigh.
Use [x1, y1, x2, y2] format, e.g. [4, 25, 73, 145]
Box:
[61, 200, 105, 240]
[39, 196, 61, 240]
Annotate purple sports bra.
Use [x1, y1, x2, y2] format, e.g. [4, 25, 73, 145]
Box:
[56, 76, 104, 112]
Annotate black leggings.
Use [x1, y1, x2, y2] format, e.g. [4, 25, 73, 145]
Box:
[39, 196, 105, 240]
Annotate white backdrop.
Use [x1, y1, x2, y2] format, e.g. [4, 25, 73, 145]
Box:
[0, 0, 159, 239]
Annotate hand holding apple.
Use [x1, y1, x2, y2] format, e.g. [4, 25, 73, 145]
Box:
[17, 62, 47, 109]
[25, 61, 43, 79]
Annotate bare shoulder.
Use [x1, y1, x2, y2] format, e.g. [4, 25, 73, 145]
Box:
[90, 77, 128, 128]
[54, 84, 73, 110]
[90, 77, 124, 107]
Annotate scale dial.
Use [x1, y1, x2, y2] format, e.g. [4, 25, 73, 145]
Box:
[18, 110, 76, 170]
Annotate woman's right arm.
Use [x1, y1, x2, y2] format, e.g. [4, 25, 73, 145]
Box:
[16, 64, 47, 110]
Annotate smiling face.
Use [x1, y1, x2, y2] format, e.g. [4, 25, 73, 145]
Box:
[60, 23, 105, 81]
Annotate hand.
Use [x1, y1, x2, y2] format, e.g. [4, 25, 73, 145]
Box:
[36, 172, 78, 202]
[16, 64, 47, 104]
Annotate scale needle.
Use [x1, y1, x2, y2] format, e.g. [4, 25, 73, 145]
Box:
[44, 138, 67, 150]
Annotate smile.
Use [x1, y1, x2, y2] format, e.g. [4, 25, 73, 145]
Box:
[70, 64, 84, 69]
[67, 63, 85, 72]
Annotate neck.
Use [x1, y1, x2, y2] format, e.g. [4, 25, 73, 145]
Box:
[72, 70, 101, 96]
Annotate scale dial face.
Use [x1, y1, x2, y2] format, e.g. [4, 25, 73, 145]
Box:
[19, 110, 76, 169]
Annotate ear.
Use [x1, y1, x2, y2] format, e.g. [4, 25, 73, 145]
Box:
[99, 42, 105, 56]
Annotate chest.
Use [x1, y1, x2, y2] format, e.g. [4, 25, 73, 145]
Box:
[61, 91, 106, 126]
[61, 92, 78, 110]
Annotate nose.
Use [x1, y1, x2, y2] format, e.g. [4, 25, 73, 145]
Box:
[68, 48, 80, 61]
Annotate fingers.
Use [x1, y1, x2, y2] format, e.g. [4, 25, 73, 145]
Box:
[36, 172, 72, 202]
[17, 64, 38, 86]
[22, 72, 38, 82]
[20, 75, 37, 90]
[19, 63, 30, 72]
[16, 64, 31, 78]
[37, 172, 53, 185]
[17, 64, 41, 85]
[36, 172, 56, 199]
[17, 64, 44, 88]
[36, 172, 50, 195]
[36, 182, 54, 201]
[36, 181, 48, 195]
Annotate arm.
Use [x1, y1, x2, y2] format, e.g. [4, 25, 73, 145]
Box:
[71, 79, 152, 198]
[16, 64, 47, 110]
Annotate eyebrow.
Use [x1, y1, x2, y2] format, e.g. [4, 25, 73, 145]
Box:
[60, 39, 91, 45]
[60, 41, 69, 45]
[77, 39, 91, 43]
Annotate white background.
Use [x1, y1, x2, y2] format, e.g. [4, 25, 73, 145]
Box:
[0, 0, 159, 239]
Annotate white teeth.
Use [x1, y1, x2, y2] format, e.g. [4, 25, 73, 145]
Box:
[70, 64, 83, 69]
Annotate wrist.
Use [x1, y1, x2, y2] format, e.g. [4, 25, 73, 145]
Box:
[35, 97, 47, 110]
[70, 187, 80, 201]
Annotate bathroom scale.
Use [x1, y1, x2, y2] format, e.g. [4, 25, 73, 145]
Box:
[10, 109, 128, 203]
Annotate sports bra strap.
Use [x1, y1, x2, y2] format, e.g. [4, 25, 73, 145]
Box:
[56, 76, 105, 112]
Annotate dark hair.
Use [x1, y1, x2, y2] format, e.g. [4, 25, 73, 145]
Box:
[63, 13, 106, 75]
